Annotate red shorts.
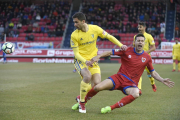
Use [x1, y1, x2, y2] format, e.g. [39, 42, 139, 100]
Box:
[108, 74, 138, 95]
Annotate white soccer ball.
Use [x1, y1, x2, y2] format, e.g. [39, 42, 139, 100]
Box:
[2, 42, 15, 54]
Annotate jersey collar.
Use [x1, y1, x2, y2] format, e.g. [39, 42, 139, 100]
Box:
[133, 48, 144, 55]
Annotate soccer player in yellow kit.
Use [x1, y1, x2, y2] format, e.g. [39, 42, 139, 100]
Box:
[70, 12, 127, 113]
[134, 22, 156, 94]
[172, 39, 180, 72]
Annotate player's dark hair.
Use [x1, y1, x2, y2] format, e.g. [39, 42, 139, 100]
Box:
[135, 33, 145, 41]
[138, 21, 146, 27]
[72, 12, 86, 21]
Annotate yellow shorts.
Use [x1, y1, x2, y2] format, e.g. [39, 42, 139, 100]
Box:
[74, 58, 101, 78]
[173, 55, 180, 61]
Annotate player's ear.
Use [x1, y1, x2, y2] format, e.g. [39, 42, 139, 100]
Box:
[82, 20, 85, 24]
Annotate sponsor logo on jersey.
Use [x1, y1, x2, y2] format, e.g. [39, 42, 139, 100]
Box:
[142, 57, 146, 62]
[80, 38, 83, 40]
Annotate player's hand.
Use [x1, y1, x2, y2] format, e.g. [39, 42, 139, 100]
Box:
[121, 45, 127, 51]
[91, 56, 100, 63]
[162, 78, 175, 88]
[85, 61, 93, 67]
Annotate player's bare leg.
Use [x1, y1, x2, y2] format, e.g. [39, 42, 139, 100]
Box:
[102, 87, 138, 114]
[71, 68, 92, 113]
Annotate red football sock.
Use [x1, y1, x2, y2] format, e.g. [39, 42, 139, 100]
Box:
[110, 95, 135, 110]
[85, 87, 98, 101]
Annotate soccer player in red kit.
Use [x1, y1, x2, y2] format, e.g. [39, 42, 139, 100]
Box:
[82, 33, 174, 114]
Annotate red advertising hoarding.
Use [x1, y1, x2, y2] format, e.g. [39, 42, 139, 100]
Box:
[0, 49, 172, 58]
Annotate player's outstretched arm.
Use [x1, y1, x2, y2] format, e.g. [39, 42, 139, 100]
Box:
[106, 34, 127, 51]
[146, 44, 156, 54]
[73, 47, 93, 67]
[151, 71, 175, 88]
[91, 51, 112, 63]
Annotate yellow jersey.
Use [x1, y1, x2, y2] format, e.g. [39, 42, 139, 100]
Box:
[134, 32, 155, 52]
[70, 24, 108, 60]
[172, 43, 180, 56]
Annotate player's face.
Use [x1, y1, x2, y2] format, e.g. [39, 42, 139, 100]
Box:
[135, 36, 145, 52]
[138, 25, 145, 33]
[73, 18, 85, 30]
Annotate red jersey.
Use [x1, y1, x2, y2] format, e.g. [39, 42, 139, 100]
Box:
[112, 47, 154, 86]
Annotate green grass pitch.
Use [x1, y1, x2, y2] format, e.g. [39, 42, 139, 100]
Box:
[0, 63, 180, 120]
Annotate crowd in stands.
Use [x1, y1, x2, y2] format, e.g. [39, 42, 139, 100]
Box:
[175, 4, 180, 38]
[82, 1, 166, 40]
[0, 0, 71, 41]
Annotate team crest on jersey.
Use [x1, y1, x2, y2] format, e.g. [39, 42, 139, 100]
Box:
[102, 30, 106, 35]
[142, 57, 146, 62]
[71, 40, 74, 46]
[128, 55, 131, 58]
[91, 34, 94, 38]
[80, 38, 83, 40]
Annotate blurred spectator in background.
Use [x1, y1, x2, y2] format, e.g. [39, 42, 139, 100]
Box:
[48, 29, 56, 37]
[13, 30, 19, 38]
[36, 13, 41, 21]
[0, 25, 4, 35]
[8, 21, 14, 29]
[56, 24, 63, 37]
[160, 22, 165, 33]
[154, 24, 161, 39]
[17, 22, 22, 29]
[26, 34, 34, 41]
[0, 33, 4, 41]
[144, 13, 149, 21]
[139, 13, 144, 21]
[175, 25, 179, 37]
[25, 25, 33, 33]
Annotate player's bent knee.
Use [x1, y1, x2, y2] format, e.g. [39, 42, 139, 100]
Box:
[131, 92, 139, 98]
[83, 74, 92, 83]
[131, 89, 139, 98]
[93, 85, 101, 92]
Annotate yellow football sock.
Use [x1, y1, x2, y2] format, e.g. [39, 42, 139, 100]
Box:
[173, 62, 176, 70]
[149, 76, 155, 85]
[178, 63, 180, 70]
[138, 76, 142, 90]
[80, 81, 89, 102]
[87, 83, 92, 92]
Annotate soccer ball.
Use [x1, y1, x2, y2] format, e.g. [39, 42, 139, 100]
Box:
[2, 42, 15, 54]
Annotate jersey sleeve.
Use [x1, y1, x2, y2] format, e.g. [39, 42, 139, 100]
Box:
[146, 58, 154, 72]
[95, 25, 108, 38]
[112, 49, 124, 56]
[70, 34, 78, 48]
[148, 35, 155, 45]
[133, 35, 136, 46]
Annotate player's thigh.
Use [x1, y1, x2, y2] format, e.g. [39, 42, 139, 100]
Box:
[173, 55, 177, 60]
[125, 87, 139, 98]
[94, 79, 114, 91]
[177, 56, 180, 61]
[74, 58, 91, 80]
[88, 62, 101, 84]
